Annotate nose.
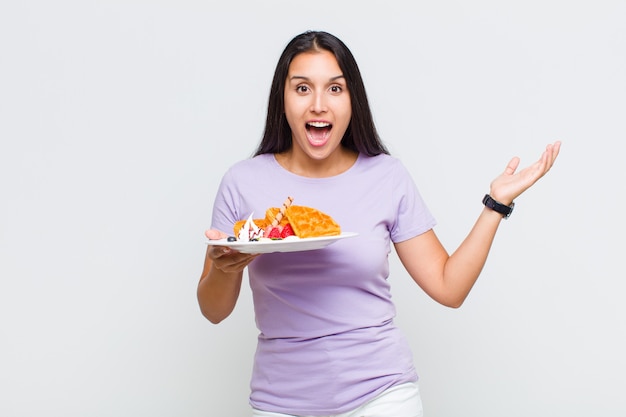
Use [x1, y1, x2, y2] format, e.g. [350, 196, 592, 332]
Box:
[310, 91, 327, 113]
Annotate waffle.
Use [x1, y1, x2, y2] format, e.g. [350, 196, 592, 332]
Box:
[285, 205, 341, 238]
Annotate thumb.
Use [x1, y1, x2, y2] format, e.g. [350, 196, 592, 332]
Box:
[504, 156, 520, 176]
[205, 229, 228, 240]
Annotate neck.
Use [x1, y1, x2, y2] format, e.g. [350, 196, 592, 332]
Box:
[275, 147, 358, 178]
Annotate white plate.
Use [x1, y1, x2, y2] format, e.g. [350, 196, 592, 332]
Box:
[206, 232, 358, 254]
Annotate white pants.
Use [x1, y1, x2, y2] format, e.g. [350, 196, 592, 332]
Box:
[251, 382, 424, 417]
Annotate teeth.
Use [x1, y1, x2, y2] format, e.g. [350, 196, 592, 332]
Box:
[307, 122, 330, 128]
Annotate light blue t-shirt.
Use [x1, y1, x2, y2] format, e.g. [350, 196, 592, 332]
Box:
[211, 153, 436, 415]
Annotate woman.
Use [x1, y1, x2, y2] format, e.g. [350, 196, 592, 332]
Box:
[198, 30, 560, 417]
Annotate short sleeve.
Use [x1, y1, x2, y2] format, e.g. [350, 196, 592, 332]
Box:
[388, 160, 437, 243]
[210, 167, 242, 235]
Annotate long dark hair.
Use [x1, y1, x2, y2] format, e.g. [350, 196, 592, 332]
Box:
[254, 31, 389, 157]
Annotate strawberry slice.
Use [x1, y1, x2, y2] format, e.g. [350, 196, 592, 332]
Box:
[280, 223, 295, 238]
[267, 227, 282, 239]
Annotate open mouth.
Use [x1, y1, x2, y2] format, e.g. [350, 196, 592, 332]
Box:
[305, 121, 332, 146]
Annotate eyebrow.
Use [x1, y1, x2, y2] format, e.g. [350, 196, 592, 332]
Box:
[289, 74, 345, 82]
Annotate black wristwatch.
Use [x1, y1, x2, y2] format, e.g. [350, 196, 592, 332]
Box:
[482, 194, 514, 219]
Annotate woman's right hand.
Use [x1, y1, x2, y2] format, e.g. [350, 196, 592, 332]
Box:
[199, 229, 257, 323]
[205, 229, 259, 273]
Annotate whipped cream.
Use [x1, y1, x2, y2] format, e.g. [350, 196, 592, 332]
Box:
[237, 212, 264, 242]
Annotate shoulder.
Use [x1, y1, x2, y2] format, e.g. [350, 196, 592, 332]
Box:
[362, 152, 402, 165]
[229, 153, 274, 170]
[222, 154, 275, 179]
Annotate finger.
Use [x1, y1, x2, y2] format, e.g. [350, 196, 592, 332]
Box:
[549, 141, 562, 164]
[504, 157, 520, 175]
[539, 141, 561, 173]
[527, 142, 560, 180]
[230, 256, 259, 271]
[216, 254, 259, 273]
[208, 245, 230, 260]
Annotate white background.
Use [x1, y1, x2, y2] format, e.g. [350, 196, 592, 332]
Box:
[1, 1, 625, 416]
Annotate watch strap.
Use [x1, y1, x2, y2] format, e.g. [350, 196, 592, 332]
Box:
[482, 194, 514, 219]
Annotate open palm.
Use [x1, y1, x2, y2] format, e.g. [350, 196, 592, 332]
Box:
[489, 141, 561, 205]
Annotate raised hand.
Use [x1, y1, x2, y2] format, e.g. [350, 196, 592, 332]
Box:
[489, 141, 561, 205]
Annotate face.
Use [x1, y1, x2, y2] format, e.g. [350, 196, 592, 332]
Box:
[283, 50, 352, 164]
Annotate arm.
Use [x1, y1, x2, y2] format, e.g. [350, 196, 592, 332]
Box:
[395, 141, 561, 308]
[197, 229, 259, 324]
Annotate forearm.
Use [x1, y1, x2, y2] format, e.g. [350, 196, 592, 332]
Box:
[197, 258, 243, 324]
[442, 207, 503, 306]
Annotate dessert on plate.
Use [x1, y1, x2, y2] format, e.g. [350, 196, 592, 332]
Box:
[234, 197, 341, 242]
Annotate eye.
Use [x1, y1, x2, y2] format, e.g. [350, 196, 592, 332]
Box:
[296, 85, 310, 94]
[329, 85, 343, 94]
